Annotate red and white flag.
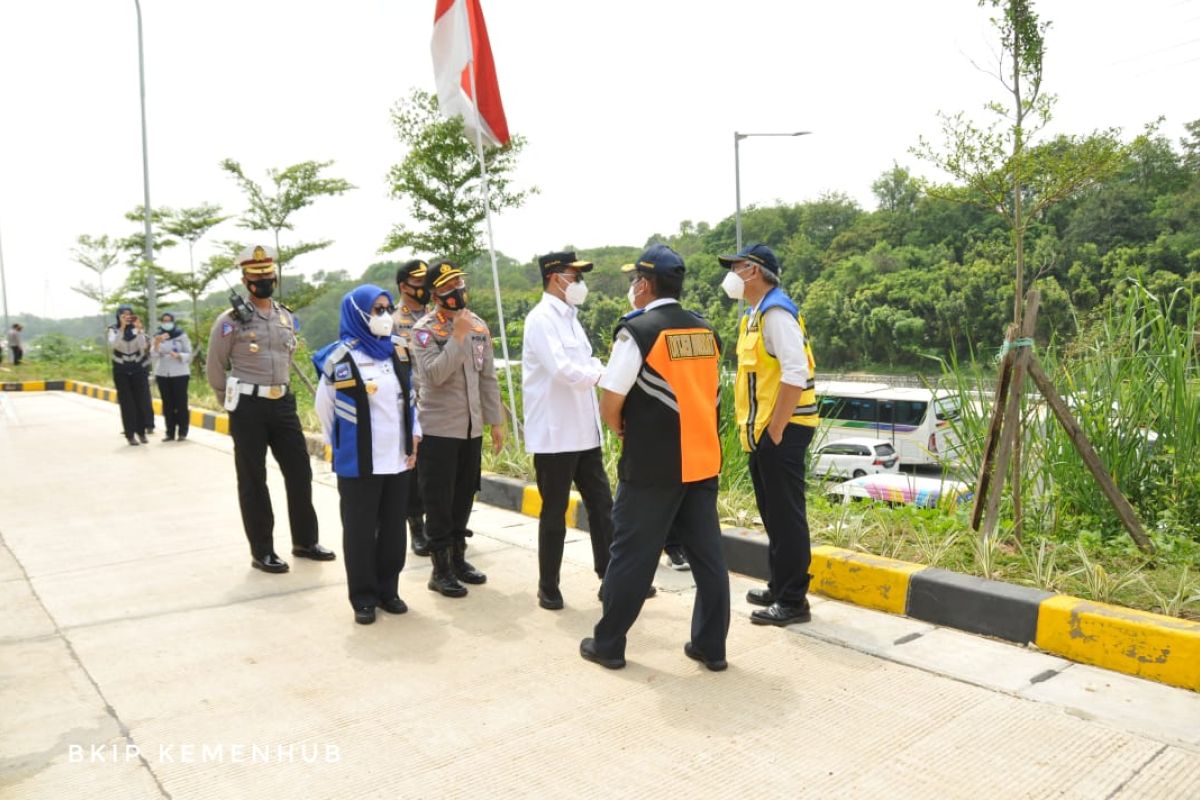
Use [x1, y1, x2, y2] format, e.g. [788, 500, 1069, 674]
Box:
[431, 0, 510, 147]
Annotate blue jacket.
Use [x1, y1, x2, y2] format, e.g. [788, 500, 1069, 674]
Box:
[312, 339, 415, 478]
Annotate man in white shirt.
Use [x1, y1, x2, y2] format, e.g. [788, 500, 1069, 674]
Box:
[522, 251, 623, 610]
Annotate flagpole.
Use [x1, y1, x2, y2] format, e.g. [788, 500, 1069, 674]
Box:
[467, 60, 522, 451]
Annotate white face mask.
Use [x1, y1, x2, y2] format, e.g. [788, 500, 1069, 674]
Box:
[721, 270, 746, 300]
[564, 280, 589, 306]
[368, 312, 394, 337]
[627, 282, 639, 310]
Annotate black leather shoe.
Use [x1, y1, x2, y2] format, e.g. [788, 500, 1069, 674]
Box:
[251, 553, 289, 574]
[538, 587, 564, 610]
[750, 600, 812, 626]
[428, 550, 468, 598]
[409, 517, 430, 557]
[354, 606, 376, 625]
[451, 539, 486, 584]
[579, 637, 625, 670]
[292, 543, 336, 561]
[162, 434, 175, 442]
[127, 436, 139, 446]
[746, 587, 775, 607]
[137, 432, 149, 444]
[684, 641, 728, 672]
[378, 597, 408, 615]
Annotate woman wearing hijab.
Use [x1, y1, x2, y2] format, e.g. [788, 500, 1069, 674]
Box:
[313, 285, 421, 625]
[151, 312, 193, 441]
[108, 305, 154, 446]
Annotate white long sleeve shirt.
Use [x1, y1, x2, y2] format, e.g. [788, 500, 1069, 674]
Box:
[598, 298, 679, 395]
[521, 293, 603, 454]
[316, 349, 421, 475]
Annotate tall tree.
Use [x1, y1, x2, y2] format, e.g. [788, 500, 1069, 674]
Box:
[220, 159, 354, 298]
[382, 89, 533, 263]
[70, 234, 122, 340]
[159, 204, 231, 342]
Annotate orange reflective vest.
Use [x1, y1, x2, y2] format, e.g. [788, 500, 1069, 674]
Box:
[614, 303, 722, 485]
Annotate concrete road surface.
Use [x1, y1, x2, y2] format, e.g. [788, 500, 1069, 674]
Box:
[2, 390, 1199, 799]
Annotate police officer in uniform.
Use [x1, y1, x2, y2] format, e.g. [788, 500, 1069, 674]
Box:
[719, 243, 818, 626]
[392, 260, 431, 557]
[206, 245, 335, 573]
[410, 259, 505, 597]
[581, 244, 731, 671]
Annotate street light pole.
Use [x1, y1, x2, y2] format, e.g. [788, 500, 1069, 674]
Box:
[0, 223, 9, 332]
[134, 0, 156, 324]
[733, 131, 812, 254]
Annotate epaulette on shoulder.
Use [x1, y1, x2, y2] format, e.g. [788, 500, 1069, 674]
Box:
[321, 341, 355, 378]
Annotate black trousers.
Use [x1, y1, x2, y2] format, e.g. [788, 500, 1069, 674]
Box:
[113, 367, 153, 437]
[338, 473, 409, 609]
[749, 423, 815, 605]
[593, 477, 731, 661]
[229, 393, 319, 557]
[533, 448, 614, 591]
[10, 346, 22, 365]
[406, 462, 424, 520]
[417, 434, 482, 553]
[155, 375, 190, 437]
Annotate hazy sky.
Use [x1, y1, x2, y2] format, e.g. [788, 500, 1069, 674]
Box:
[1, 0, 1197, 320]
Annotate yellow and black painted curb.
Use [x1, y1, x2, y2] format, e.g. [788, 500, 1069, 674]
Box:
[7, 379, 1198, 691]
[477, 471, 1200, 693]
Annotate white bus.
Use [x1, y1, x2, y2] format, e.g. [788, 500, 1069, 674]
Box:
[814, 381, 960, 466]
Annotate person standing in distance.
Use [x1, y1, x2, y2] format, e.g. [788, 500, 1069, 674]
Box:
[719, 243, 818, 626]
[109, 306, 153, 446]
[522, 250, 617, 610]
[151, 311, 192, 441]
[206, 245, 334, 574]
[392, 259, 431, 558]
[581, 244, 730, 672]
[314, 285, 420, 625]
[410, 259, 505, 597]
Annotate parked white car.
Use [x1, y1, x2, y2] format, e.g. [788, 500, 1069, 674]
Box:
[812, 437, 900, 478]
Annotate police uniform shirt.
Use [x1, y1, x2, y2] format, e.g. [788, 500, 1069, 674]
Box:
[598, 298, 679, 395]
[521, 292, 603, 454]
[315, 349, 422, 475]
[391, 305, 424, 364]
[751, 302, 811, 387]
[410, 309, 503, 439]
[206, 302, 297, 394]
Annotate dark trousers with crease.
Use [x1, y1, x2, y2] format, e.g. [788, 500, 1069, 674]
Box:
[228, 393, 319, 558]
[113, 367, 153, 437]
[338, 473, 409, 609]
[533, 448, 613, 591]
[748, 422, 815, 605]
[417, 434, 482, 553]
[155, 375, 190, 437]
[593, 477, 730, 661]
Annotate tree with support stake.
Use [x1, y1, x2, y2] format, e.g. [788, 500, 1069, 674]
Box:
[914, 0, 1150, 553]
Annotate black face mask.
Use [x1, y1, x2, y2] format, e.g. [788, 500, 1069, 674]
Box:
[247, 278, 276, 299]
[436, 287, 467, 311]
[402, 284, 430, 306]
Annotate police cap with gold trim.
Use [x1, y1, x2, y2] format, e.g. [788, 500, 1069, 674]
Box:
[424, 259, 466, 292]
[237, 244, 277, 276]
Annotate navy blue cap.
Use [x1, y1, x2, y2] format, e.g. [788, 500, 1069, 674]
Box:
[718, 243, 780, 274]
[620, 244, 686, 276]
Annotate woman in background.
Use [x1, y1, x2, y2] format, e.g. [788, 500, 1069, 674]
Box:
[152, 311, 192, 441]
[313, 285, 421, 625]
[108, 305, 153, 446]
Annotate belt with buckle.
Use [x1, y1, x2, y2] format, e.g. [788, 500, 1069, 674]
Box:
[237, 382, 289, 400]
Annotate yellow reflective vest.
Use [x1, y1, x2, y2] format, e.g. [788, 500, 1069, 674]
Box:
[734, 288, 818, 452]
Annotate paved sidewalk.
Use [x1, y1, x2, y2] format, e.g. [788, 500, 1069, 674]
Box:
[2, 390, 1199, 799]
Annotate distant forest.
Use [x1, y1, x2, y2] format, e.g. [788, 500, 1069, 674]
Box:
[23, 119, 1200, 372]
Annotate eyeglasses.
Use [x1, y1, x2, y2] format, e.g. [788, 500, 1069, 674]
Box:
[370, 304, 395, 315]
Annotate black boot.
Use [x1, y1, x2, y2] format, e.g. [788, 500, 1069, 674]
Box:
[409, 516, 430, 557]
[452, 537, 487, 585]
[427, 549, 468, 598]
